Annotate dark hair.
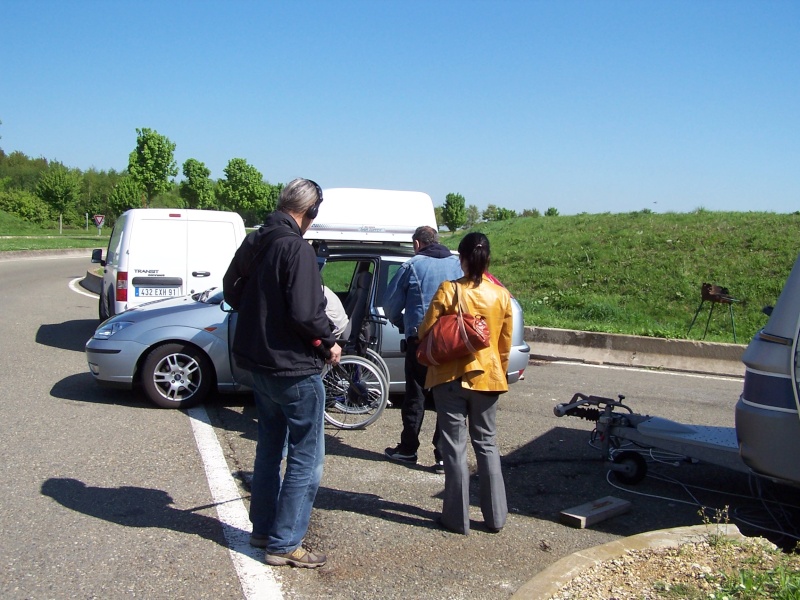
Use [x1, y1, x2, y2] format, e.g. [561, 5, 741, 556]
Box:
[458, 232, 490, 286]
[412, 225, 438, 246]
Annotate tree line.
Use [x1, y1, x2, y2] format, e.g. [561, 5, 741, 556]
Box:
[0, 126, 553, 230]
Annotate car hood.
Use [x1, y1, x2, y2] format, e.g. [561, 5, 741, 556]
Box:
[103, 295, 221, 325]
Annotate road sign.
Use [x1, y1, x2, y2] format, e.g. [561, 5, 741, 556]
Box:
[93, 214, 105, 228]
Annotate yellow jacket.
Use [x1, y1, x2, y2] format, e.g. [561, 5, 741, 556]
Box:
[418, 276, 513, 392]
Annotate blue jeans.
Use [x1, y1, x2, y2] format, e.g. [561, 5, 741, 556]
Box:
[249, 372, 325, 554]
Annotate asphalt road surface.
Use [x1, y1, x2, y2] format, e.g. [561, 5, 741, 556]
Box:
[3, 254, 790, 600]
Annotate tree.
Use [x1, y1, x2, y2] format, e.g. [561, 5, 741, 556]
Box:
[108, 176, 144, 216]
[0, 188, 50, 224]
[465, 204, 480, 228]
[0, 150, 49, 191]
[434, 205, 443, 229]
[180, 158, 215, 209]
[80, 167, 123, 222]
[216, 158, 273, 215]
[496, 207, 518, 220]
[127, 128, 178, 208]
[482, 204, 517, 221]
[545, 207, 559, 217]
[442, 193, 467, 231]
[482, 204, 499, 222]
[36, 164, 82, 224]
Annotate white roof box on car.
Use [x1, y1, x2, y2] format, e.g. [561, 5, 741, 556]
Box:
[305, 188, 437, 242]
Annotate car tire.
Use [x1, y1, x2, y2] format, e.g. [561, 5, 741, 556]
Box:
[141, 342, 213, 409]
[99, 289, 111, 321]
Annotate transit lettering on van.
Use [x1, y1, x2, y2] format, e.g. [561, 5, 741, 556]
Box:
[91, 208, 246, 320]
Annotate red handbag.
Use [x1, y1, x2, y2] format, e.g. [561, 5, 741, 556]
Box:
[417, 282, 490, 367]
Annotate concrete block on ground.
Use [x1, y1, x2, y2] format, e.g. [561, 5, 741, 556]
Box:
[560, 495, 631, 529]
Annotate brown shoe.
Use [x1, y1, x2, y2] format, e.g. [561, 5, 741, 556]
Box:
[265, 546, 327, 568]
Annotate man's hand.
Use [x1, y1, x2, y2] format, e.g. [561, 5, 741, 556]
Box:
[327, 342, 342, 365]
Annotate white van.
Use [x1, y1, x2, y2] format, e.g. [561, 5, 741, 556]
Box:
[92, 208, 246, 320]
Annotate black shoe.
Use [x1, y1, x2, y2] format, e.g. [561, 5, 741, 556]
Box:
[384, 445, 418, 464]
[433, 460, 445, 474]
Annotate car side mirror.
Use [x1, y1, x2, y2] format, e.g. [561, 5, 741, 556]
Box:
[91, 248, 105, 267]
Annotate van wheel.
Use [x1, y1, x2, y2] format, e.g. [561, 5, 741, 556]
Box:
[99, 290, 110, 321]
[141, 343, 213, 409]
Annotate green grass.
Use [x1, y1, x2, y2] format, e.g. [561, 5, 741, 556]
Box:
[0, 211, 109, 250]
[443, 210, 800, 343]
[4, 208, 800, 344]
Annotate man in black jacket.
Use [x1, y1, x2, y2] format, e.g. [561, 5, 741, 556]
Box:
[230, 178, 341, 568]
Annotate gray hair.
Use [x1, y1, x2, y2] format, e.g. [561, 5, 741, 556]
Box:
[412, 225, 438, 246]
[278, 178, 319, 215]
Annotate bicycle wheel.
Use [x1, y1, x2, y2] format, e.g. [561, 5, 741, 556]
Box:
[323, 355, 389, 429]
[364, 348, 391, 385]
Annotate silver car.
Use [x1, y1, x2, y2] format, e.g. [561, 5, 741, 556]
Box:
[85, 240, 530, 408]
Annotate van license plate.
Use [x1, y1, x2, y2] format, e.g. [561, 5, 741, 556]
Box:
[135, 287, 179, 297]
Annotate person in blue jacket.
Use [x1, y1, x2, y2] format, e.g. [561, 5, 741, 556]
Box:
[383, 225, 463, 471]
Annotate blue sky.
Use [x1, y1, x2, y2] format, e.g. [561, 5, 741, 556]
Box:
[2, 0, 798, 215]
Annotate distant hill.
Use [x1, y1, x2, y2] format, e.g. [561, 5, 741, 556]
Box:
[444, 210, 800, 343]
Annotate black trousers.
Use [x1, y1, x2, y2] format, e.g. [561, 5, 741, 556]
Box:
[399, 338, 441, 459]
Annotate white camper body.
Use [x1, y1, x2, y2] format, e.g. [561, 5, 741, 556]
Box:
[306, 188, 438, 243]
[93, 208, 246, 319]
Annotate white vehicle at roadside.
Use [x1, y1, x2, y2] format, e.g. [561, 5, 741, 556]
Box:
[92, 208, 246, 320]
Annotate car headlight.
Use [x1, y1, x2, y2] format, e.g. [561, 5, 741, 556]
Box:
[93, 320, 135, 340]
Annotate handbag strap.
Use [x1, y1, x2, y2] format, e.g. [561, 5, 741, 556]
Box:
[453, 282, 479, 353]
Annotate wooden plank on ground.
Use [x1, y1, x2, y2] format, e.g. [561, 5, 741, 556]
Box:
[559, 495, 632, 529]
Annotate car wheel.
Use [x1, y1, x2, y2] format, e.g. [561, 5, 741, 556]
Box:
[141, 343, 213, 409]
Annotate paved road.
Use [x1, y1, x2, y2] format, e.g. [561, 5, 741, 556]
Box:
[2, 254, 775, 599]
[0, 256, 242, 599]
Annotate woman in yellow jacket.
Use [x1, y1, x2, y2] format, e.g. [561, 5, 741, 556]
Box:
[417, 232, 513, 535]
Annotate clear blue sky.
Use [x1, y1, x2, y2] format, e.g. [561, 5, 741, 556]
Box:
[2, 0, 798, 215]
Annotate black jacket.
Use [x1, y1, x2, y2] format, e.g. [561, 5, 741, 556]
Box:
[231, 211, 336, 376]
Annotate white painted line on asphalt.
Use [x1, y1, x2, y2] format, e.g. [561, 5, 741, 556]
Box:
[549, 360, 742, 382]
[187, 405, 284, 600]
[69, 277, 98, 298]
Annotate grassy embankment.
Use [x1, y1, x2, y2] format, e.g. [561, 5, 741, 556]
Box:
[443, 210, 800, 344]
[0, 211, 110, 250]
[3, 209, 799, 344]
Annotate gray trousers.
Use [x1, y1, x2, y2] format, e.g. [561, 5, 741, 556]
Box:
[433, 379, 508, 534]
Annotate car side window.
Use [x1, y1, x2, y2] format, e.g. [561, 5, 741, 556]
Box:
[321, 260, 357, 297]
[376, 262, 403, 308]
[107, 223, 125, 266]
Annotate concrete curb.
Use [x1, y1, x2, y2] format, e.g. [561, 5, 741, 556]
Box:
[0, 248, 94, 261]
[526, 326, 745, 378]
[81, 270, 102, 295]
[511, 523, 745, 599]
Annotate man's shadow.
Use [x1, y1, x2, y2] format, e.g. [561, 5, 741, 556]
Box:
[40, 477, 243, 547]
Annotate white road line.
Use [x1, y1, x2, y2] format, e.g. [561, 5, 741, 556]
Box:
[69, 277, 98, 298]
[548, 360, 742, 382]
[187, 405, 284, 600]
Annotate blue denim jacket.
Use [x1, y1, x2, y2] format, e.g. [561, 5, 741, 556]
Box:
[384, 246, 463, 339]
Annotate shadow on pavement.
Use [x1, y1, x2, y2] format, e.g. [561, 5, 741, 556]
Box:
[40, 477, 236, 547]
[36, 319, 98, 352]
[50, 372, 148, 408]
